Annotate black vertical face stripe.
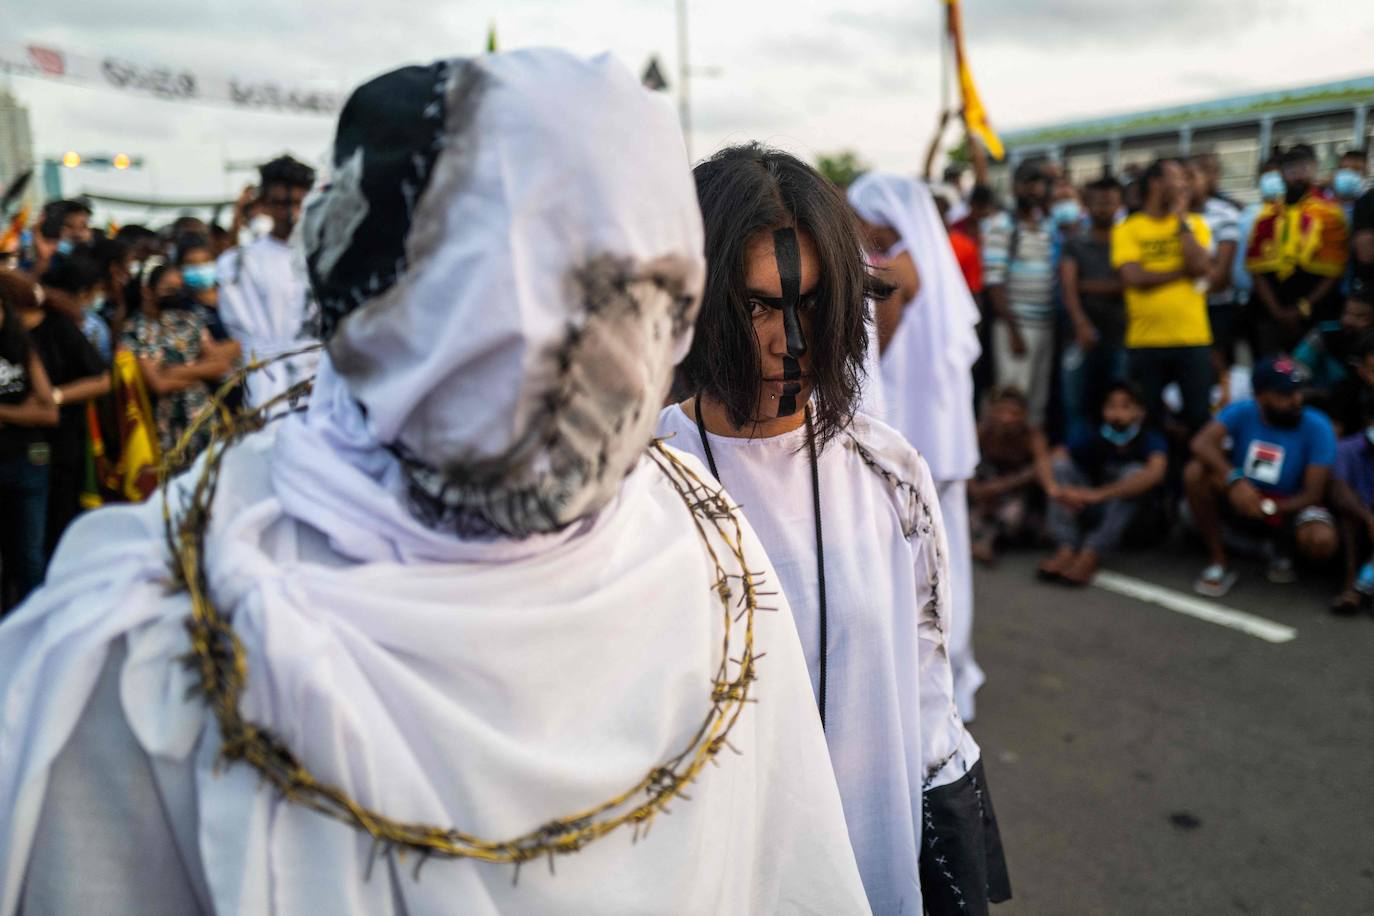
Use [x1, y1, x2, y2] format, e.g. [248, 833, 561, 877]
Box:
[772, 227, 805, 418]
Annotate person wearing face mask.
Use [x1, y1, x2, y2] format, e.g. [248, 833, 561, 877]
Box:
[215, 154, 320, 408]
[1245, 144, 1350, 357]
[663, 145, 1010, 916]
[1326, 330, 1374, 614]
[1037, 381, 1167, 586]
[1292, 282, 1374, 433]
[1332, 149, 1368, 217]
[1185, 356, 1339, 597]
[1348, 154, 1374, 292]
[120, 264, 233, 455]
[982, 161, 1057, 425]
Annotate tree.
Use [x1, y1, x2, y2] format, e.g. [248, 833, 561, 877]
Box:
[815, 150, 871, 190]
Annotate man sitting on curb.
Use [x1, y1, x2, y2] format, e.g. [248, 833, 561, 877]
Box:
[1185, 356, 1339, 597]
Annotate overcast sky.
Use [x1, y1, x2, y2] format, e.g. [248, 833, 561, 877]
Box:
[6, 0, 1374, 214]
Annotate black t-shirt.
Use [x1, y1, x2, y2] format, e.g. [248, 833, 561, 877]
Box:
[1068, 427, 1168, 486]
[0, 322, 41, 462]
[1354, 189, 1374, 286]
[1062, 234, 1125, 347]
[28, 311, 104, 471]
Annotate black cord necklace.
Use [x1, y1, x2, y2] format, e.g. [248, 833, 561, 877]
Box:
[694, 398, 829, 728]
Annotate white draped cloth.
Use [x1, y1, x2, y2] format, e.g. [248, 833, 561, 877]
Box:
[848, 174, 985, 720]
[216, 235, 319, 407]
[657, 406, 979, 915]
[0, 50, 870, 916]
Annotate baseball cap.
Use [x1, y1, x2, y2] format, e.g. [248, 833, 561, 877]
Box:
[1252, 356, 1307, 394]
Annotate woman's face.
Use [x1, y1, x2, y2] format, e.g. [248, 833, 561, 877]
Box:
[150, 268, 184, 307]
[741, 226, 821, 424]
[856, 218, 900, 257]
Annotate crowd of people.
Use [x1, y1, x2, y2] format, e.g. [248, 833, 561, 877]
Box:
[0, 155, 318, 611]
[935, 142, 1374, 613]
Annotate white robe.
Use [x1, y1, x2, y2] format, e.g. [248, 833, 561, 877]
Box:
[849, 175, 984, 721]
[656, 405, 980, 916]
[215, 236, 319, 406]
[0, 424, 870, 915]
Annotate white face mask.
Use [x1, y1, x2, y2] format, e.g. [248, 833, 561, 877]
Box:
[249, 214, 275, 238]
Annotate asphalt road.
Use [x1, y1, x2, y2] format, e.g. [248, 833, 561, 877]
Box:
[968, 543, 1374, 916]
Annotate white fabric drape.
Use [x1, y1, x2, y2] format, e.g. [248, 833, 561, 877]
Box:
[848, 174, 984, 719]
[0, 49, 870, 916]
[657, 406, 979, 915]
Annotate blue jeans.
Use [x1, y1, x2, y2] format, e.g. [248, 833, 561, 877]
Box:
[1061, 344, 1127, 445]
[0, 451, 50, 613]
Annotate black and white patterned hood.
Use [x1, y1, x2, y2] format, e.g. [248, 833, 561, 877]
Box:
[300, 49, 704, 536]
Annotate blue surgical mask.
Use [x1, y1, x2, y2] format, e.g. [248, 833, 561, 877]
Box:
[55, 239, 74, 256]
[181, 262, 217, 290]
[1100, 422, 1141, 447]
[1258, 170, 1286, 201]
[88, 295, 106, 313]
[1334, 168, 1364, 199]
[1365, 426, 1374, 448]
[1050, 199, 1082, 227]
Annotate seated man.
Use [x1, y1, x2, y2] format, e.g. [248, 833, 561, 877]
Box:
[0, 51, 869, 915]
[1292, 282, 1374, 434]
[969, 386, 1049, 565]
[1185, 356, 1339, 596]
[1038, 381, 1168, 585]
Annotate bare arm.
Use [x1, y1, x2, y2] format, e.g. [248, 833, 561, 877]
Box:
[968, 130, 989, 187]
[1329, 477, 1374, 527]
[1190, 420, 1234, 480]
[922, 110, 951, 183]
[1277, 464, 1331, 516]
[1355, 228, 1374, 267]
[56, 373, 111, 406]
[1093, 452, 1168, 502]
[1118, 262, 1185, 290]
[0, 354, 59, 427]
[1030, 431, 1056, 494]
[1210, 240, 1237, 294]
[1059, 255, 1096, 349]
[1178, 220, 1211, 278]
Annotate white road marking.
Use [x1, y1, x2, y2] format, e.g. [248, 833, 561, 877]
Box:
[1091, 570, 1297, 644]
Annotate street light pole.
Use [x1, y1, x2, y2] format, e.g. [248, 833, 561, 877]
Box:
[676, 0, 692, 161]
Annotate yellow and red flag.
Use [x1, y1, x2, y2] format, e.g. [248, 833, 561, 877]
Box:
[945, 0, 1004, 161]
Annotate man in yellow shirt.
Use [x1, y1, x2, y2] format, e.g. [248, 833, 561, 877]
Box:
[1112, 158, 1215, 432]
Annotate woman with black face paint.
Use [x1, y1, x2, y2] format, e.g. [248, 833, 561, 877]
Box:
[120, 264, 234, 455]
[658, 144, 1011, 916]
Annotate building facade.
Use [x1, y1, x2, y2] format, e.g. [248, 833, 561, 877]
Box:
[998, 73, 1374, 203]
[0, 85, 38, 210]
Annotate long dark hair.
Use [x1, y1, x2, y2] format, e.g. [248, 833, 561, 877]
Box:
[678, 143, 891, 448]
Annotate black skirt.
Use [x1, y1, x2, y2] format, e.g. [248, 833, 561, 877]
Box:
[919, 758, 1013, 915]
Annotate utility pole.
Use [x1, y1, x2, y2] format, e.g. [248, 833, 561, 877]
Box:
[676, 0, 692, 160]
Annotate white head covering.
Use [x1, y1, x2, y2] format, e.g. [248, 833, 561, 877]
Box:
[298, 50, 704, 538]
[0, 51, 869, 916]
[847, 174, 980, 481]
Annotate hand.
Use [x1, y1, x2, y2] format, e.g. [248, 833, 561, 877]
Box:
[236, 184, 257, 215]
[1054, 486, 1092, 514]
[1228, 480, 1265, 519]
[1009, 327, 1028, 357]
[1073, 319, 1099, 352]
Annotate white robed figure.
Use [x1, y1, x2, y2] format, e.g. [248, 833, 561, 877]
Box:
[0, 51, 869, 916]
[663, 145, 1010, 916]
[849, 173, 986, 722]
[216, 154, 321, 407]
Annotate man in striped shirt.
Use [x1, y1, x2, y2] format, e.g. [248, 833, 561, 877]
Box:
[983, 161, 1057, 424]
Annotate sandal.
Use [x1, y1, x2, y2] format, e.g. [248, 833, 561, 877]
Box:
[1194, 564, 1238, 598]
[1330, 589, 1364, 617]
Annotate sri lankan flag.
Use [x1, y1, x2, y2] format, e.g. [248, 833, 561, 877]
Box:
[945, 0, 1004, 161]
